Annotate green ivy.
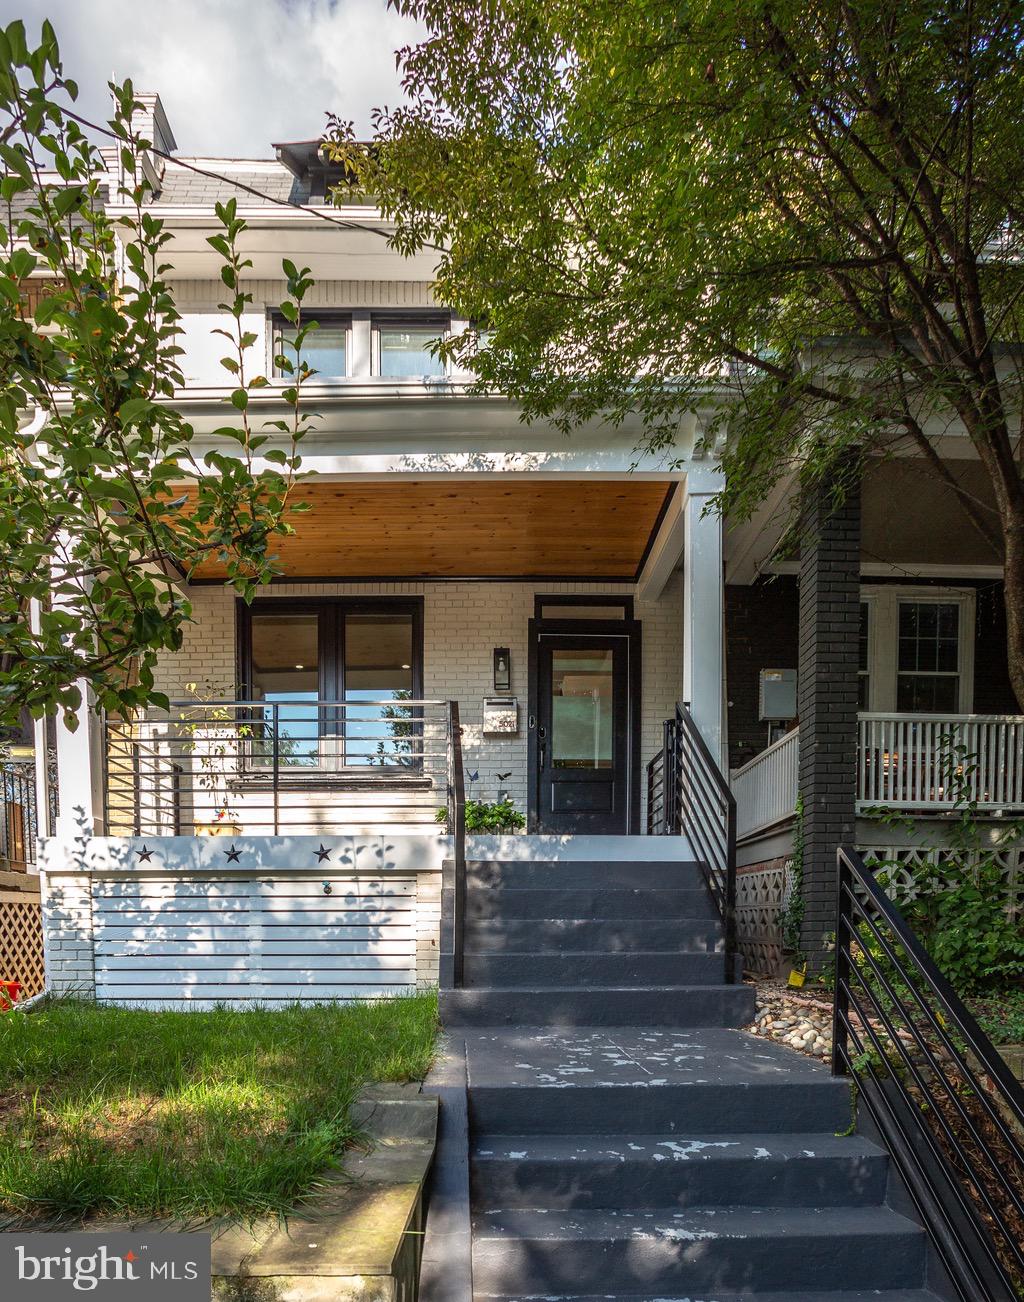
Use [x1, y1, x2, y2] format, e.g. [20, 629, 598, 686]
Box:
[778, 794, 805, 960]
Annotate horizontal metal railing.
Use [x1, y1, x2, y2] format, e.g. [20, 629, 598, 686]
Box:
[646, 704, 737, 981]
[105, 699, 451, 836]
[834, 846, 1024, 1299]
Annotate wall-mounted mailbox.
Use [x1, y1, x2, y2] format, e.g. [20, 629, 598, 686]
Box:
[759, 668, 797, 721]
[482, 697, 519, 735]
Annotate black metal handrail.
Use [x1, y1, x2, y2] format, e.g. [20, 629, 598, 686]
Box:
[647, 703, 737, 983]
[833, 845, 1024, 1301]
[1, 759, 38, 870]
[105, 699, 449, 836]
[445, 699, 467, 987]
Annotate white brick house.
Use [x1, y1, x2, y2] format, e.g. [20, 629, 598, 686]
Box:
[37, 97, 723, 1004]
[34, 94, 1024, 1001]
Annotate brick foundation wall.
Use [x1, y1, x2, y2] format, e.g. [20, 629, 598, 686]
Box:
[41, 873, 96, 998]
[156, 577, 683, 818]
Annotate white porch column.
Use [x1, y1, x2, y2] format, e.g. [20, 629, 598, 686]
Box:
[53, 684, 106, 840]
[43, 541, 108, 841]
[681, 469, 726, 766]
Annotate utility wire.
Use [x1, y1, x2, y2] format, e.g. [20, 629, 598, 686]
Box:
[58, 104, 445, 253]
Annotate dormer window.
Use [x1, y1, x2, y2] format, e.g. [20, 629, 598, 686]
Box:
[271, 312, 350, 380]
[372, 313, 449, 378]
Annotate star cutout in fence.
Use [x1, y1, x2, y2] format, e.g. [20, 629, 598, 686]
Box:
[223, 843, 242, 863]
[135, 844, 153, 863]
[314, 844, 332, 863]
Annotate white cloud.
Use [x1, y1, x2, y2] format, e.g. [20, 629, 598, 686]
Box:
[4, 0, 424, 155]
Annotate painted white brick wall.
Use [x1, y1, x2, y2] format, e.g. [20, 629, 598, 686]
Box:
[41, 874, 96, 997]
[157, 576, 683, 818]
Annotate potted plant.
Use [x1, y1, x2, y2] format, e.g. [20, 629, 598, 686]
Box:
[436, 796, 526, 834]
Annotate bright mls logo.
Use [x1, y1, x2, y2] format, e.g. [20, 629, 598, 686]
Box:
[1, 1232, 210, 1300]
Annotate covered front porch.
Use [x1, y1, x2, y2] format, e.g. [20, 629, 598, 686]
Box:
[50, 466, 728, 846]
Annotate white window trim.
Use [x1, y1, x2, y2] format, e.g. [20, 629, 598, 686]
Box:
[269, 312, 352, 380]
[860, 585, 975, 713]
[370, 315, 450, 379]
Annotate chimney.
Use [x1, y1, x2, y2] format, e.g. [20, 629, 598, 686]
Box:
[129, 92, 177, 191]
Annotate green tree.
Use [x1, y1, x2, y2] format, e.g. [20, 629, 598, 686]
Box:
[0, 20, 314, 728]
[339, 0, 1024, 702]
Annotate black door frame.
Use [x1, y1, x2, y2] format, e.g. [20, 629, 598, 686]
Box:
[526, 617, 643, 834]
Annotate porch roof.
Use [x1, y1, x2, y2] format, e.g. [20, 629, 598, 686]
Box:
[190, 478, 675, 581]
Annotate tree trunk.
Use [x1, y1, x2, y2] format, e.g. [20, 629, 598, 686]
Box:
[1001, 504, 1024, 713]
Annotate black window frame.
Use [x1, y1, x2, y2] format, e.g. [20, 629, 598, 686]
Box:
[236, 597, 425, 774]
[268, 310, 352, 380]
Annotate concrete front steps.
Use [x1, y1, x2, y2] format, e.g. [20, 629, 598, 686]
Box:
[466, 1027, 944, 1302]
[440, 858, 752, 1029]
[440, 851, 948, 1302]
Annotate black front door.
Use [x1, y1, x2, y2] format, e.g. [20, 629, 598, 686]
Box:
[531, 632, 632, 834]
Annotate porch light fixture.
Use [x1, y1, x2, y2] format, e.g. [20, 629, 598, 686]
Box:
[493, 647, 511, 693]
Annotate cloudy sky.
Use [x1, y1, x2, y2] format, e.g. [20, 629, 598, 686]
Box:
[5, 0, 424, 156]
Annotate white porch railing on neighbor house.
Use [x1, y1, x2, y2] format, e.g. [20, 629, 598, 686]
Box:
[732, 728, 800, 841]
[858, 712, 1024, 811]
[732, 713, 1024, 838]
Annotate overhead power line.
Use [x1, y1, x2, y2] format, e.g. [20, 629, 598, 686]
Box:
[57, 104, 443, 252]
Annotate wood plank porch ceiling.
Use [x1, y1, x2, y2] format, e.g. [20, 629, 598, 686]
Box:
[192, 479, 675, 580]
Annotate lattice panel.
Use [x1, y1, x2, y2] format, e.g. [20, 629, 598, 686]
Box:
[861, 845, 1023, 925]
[0, 898, 45, 998]
[736, 858, 791, 976]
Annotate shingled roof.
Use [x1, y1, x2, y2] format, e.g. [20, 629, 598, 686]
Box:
[154, 158, 311, 206]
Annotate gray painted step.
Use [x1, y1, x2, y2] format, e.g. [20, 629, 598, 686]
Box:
[463, 951, 727, 987]
[471, 1132, 889, 1208]
[463, 916, 724, 952]
[464, 1028, 853, 1134]
[471, 1205, 926, 1295]
[466, 886, 717, 921]
[442, 983, 754, 1028]
[466, 859, 708, 889]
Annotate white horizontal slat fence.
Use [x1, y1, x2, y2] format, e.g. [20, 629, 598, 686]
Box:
[91, 873, 418, 1006]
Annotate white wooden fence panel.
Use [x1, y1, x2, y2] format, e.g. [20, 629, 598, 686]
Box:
[732, 728, 800, 841]
[857, 714, 1024, 810]
[91, 873, 418, 1005]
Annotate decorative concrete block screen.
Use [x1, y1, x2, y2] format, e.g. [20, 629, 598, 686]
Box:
[40, 836, 443, 1007]
[735, 858, 791, 976]
[0, 876, 45, 998]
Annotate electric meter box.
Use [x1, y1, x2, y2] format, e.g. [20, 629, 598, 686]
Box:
[759, 668, 797, 721]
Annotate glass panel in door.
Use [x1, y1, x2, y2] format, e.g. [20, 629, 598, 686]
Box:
[550, 648, 615, 769]
[249, 612, 320, 766]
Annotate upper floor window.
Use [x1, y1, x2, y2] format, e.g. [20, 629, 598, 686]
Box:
[372, 313, 449, 378]
[271, 312, 350, 379]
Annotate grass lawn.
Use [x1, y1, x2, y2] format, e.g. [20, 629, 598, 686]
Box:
[0, 992, 437, 1226]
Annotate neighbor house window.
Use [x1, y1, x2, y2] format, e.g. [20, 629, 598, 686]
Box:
[372, 314, 448, 377]
[271, 313, 350, 379]
[896, 600, 961, 712]
[240, 599, 423, 768]
[859, 586, 973, 714]
[858, 601, 871, 709]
